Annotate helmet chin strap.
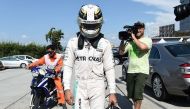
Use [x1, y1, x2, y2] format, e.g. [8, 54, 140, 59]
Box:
[77, 32, 104, 50]
[81, 31, 99, 39]
[81, 28, 100, 38]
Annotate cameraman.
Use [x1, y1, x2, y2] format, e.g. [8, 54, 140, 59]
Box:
[119, 21, 152, 109]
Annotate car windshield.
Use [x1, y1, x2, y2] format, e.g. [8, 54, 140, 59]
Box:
[26, 56, 33, 59]
[17, 56, 25, 60]
[16, 56, 23, 60]
[165, 43, 190, 57]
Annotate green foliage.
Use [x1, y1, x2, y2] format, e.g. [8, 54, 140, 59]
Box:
[45, 28, 64, 51]
[0, 42, 46, 58]
[0, 28, 65, 58]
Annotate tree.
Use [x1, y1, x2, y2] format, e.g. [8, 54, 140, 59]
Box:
[45, 27, 64, 51]
[0, 42, 46, 58]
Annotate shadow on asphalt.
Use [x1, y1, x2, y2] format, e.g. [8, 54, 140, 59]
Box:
[31, 100, 57, 109]
[116, 93, 133, 109]
[116, 78, 125, 84]
[144, 86, 190, 107]
[166, 96, 190, 107]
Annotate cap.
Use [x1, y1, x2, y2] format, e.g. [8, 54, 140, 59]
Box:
[134, 21, 145, 28]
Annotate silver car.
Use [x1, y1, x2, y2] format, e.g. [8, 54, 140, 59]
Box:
[0, 56, 29, 68]
[0, 61, 5, 70]
[12, 55, 38, 63]
[122, 42, 190, 100]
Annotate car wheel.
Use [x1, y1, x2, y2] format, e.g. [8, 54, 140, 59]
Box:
[152, 75, 168, 101]
[122, 66, 127, 81]
[20, 63, 27, 68]
[114, 58, 120, 65]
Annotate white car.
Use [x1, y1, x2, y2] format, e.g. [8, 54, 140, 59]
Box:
[0, 56, 30, 68]
[13, 55, 38, 63]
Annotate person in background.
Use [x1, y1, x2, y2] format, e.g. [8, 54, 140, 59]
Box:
[27, 44, 66, 108]
[119, 21, 152, 109]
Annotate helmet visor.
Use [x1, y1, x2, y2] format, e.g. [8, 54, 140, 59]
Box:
[81, 23, 101, 30]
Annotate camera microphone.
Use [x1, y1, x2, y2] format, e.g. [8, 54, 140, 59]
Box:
[123, 25, 133, 29]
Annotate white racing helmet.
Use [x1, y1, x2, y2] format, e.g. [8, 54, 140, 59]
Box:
[78, 4, 103, 38]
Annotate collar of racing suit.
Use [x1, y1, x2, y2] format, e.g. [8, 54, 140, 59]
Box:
[77, 32, 104, 50]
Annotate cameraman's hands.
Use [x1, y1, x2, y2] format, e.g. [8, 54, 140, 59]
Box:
[119, 40, 125, 49]
[131, 32, 137, 40]
[119, 41, 126, 55]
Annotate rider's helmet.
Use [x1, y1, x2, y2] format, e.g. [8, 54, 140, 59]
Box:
[78, 4, 103, 38]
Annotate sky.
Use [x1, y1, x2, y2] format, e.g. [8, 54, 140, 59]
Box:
[0, 0, 180, 46]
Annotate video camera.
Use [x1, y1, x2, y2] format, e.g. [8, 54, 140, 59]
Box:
[118, 21, 145, 41]
[118, 25, 137, 41]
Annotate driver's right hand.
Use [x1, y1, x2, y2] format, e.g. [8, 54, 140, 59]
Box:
[64, 89, 74, 105]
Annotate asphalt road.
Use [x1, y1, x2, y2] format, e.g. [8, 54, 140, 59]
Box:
[0, 66, 190, 109]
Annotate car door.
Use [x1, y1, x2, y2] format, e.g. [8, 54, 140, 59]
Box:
[147, 46, 161, 86]
[1, 57, 18, 67]
[0, 57, 10, 67]
[9, 57, 21, 67]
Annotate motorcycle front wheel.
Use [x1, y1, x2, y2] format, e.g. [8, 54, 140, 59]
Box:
[30, 91, 43, 109]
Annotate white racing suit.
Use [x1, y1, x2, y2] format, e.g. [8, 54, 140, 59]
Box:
[63, 36, 116, 109]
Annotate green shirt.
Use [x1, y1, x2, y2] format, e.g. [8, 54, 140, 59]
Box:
[124, 37, 152, 74]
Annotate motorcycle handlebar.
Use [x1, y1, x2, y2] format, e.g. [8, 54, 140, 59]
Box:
[44, 73, 56, 78]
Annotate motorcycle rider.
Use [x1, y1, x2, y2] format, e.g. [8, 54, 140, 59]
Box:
[63, 4, 117, 109]
[27, 44, 66, 108]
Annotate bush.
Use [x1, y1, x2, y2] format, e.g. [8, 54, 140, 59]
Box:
[0, 42, 46, 58]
